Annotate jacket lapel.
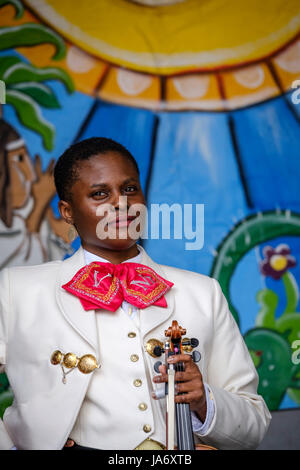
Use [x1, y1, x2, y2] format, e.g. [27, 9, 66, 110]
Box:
[138, 246, 175, 338]
[56, 247, 99, 352]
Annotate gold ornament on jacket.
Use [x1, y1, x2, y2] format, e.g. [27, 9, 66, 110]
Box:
[50, 350, 100, 384]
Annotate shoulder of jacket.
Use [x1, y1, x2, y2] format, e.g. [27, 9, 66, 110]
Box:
[159, 263, 216, 287]
[4, 259, 63, 279]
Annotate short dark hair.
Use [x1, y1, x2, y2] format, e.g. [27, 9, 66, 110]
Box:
[54, 137, 139, 201]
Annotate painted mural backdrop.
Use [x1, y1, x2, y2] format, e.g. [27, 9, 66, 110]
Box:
[0, 0, 300, 416]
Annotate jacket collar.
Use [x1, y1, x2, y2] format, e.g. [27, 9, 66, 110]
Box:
[56, 245, 175, 351]
[56, 247, 99, 352]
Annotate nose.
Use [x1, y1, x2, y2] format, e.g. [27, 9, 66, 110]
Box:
[111, 192, 129, 212]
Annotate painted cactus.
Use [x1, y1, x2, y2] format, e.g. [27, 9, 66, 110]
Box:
[244, 328, 300, 410]
[211, 211, 300, 409]
[256, 244, 300, 407]
[0, 372, 13, 419]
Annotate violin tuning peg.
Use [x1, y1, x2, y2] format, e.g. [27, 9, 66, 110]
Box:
[153, 345, 163, 357]
[192, 350, 201, 363]
[154, 361, 162, 373]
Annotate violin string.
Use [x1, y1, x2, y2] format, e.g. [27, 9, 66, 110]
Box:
[182, 359, 189, 449]
[179, 357, 194, 449]
[181, 356, 188, 449]
[174, 346, 194, 449]
[175, 349, 182, 448]
[178, 357, 189, 449]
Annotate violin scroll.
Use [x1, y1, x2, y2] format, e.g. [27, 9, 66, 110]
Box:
[165, 321, 186, 341]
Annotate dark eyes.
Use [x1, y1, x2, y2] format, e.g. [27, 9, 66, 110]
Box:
[91, 190, 107, 198]
[124, 185, 138, 193]
[91, 185, 138, 198]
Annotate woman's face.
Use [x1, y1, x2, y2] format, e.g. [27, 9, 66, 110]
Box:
[59, 151, 146, 254]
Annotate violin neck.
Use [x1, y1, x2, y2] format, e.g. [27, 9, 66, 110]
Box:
[175, 403, 195, 450]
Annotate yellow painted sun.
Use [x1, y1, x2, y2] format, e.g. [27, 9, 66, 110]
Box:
[24, 0, 300, 74]
[1, 0, 299, 111]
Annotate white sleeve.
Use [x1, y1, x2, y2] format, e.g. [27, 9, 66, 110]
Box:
[0, 268, 15, 450]
[191, 383, 215, 434]
[0, 269, 9, 371]
[193, 279, 271, 450]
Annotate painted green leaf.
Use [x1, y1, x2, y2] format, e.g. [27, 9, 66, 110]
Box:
[0, 55, 23, 80]
[255, 288, 278, 328]
[0, 389, 13, 419]
[3, 61, 74, 92]
[282, 271, 299, 314]
[0, 23, 66, 60]
[0, 372, 9, 392]
[6, 89, 55, 150]
[244, 328, 293, 410]
[10, 82, 61, 108]
[276, 312, 300, 345]
[0, 0, 24, 19]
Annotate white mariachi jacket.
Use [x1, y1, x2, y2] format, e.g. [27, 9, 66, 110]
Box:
[0, 246, 271, 450]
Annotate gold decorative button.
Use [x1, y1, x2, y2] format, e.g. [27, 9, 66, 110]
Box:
[63, 352, 78, 369]
[139, 403, 148, 411]
[50, 350, 100, 383]
[130, 354, 139, 362]
[182, 337, 193, 353]
[77, 354, 99, 374]
[50, 350, 62, 365]
[143, 424, 152, 433]
[128, 332, 136, 338]
[145, 338, 164, 358]
[133, 379, 142, 387]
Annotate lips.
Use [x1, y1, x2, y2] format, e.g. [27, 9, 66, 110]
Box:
[107, 215, 136, 228]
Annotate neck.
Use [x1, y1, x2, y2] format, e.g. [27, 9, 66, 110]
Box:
[81, 242, 140, 264]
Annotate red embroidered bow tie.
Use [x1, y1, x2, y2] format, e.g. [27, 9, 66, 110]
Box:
[62, 262, 173, 312]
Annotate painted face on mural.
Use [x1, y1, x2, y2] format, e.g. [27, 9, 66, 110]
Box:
[58, 151, 146, 258]
[7, 145, 36, 209]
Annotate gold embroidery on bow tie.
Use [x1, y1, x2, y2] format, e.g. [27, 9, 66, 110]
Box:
[50, 350, 100, 384]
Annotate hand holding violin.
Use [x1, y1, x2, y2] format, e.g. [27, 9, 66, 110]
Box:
[153, 353, 207, 423]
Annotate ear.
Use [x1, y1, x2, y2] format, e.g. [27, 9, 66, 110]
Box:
[58, 200, 74, 225]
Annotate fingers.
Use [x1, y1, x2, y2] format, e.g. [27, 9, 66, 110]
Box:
[34, 155, 55, 177]
[167, 353, 193, 367]
[47, 158, 55, 174]
[158, 364, 167, 374]
[34, 154, 42, 177]
[152, 354, 206, 418]
[175, 390, 207, 421]
[153, 367, 168, 384]
[64, 438, 75, 448]
[174, 391, 202, 404]
[153, 356, 202, 385]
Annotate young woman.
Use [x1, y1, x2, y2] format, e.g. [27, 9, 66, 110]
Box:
[0, 137, 271, 450]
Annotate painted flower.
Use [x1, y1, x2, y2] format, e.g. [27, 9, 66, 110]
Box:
[260, 244, 296, 280]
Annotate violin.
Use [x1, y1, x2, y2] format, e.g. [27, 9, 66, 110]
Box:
[153, 320, 216, 451]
